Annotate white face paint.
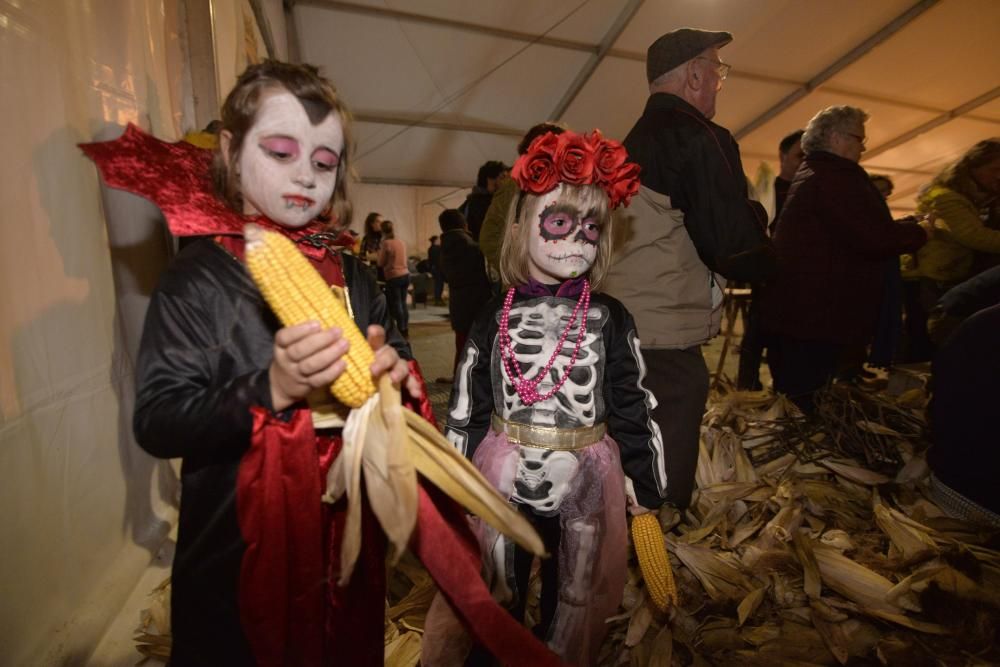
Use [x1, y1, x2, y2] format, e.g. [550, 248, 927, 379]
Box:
[237, 89, 344, 228]
[524, 184, 601, 283]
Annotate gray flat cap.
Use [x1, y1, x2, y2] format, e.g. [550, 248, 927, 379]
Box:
[646, 28, 733, 83]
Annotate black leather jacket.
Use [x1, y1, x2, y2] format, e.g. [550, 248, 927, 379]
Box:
[132, 237, 408, 664]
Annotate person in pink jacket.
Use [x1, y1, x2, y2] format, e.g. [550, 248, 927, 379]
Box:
[378, 219, 411, 337]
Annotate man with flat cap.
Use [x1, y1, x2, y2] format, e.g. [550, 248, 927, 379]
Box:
[605, 28, 775, 510]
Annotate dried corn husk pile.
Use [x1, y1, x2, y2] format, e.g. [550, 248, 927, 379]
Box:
[134, 576, 171, 664]
[138, 381, 1000, 665]
[384, 554, 437, 667]
[599, 381, 1000, 666]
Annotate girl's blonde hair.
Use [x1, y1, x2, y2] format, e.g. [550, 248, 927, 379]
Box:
[499, 183, 614, 289]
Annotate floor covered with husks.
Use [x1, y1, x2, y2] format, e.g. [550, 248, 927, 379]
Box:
[92, 305, 1000, 666]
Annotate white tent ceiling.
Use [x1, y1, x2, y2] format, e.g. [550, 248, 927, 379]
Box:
[287, 0, 1000, 215]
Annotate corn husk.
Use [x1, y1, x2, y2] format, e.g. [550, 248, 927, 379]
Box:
[737, 586, 768, 626]
[670, 540, 755, 601]
[135, 375, 1000, 665]
[596, 381, 1000, 666]
[812, 545, 904, 613]
[384, 631, 422, 667]
[873, 501, 938, 562]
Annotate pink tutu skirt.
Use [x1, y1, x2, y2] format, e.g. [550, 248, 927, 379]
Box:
[471, 429, 627, 667]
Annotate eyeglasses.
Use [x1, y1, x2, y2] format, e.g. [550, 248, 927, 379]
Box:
[843, 132, 867, 147]
[695, 56, 731, 81]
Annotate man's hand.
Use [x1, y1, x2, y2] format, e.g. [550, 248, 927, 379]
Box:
[368, 325, 423, 400]
[270, 322, 348, 412]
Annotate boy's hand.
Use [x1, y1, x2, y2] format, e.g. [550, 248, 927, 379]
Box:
[367, 325, 422, 400]
[269, 321, 348, 411]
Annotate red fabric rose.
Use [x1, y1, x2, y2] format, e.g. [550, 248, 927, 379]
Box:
[608, 162, 641, 209]
[555, 132, 596, 185]
[512, 129, 641, 209]
[512, 132, 561, 194]
[589, 130, 628, 185]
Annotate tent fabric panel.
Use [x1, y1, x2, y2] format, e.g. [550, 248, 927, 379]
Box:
[354, 121, 518, 185]
[611, 0, 917, 81]
[374, 0, 627, 44]
[864, 116, 1000, 181]
[0, 0, 232, 662]
[295, 6, 451, 114]
[297, 4, 594, 132]
[827, 0, 1000, 110]
[560, 56, 647, 141]
[971, 96, 1000, 122]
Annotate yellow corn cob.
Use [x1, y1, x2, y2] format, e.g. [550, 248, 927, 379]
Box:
[632, 512, 678, 611]
[244, 224, 376, 408]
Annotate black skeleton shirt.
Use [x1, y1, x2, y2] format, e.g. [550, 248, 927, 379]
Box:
[445, 288, 668, 509]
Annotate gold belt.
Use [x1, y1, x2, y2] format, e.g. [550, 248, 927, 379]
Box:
[490, 414, 606, 451]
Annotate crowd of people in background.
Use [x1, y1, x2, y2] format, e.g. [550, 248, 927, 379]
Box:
[349, 37, 999, 532]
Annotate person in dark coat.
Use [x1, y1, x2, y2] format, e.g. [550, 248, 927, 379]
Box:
[772, 129, 805, 229]
[739, 128, 804, 390]
[439, 208, 493, 374]
[460, 160, 508, 241]
[760, 105, 927, 411]
[927, 303, 1000, 525]
[428, 235, 445, 305]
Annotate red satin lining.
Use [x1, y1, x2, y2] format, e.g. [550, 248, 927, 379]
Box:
[413, 485, 568, 667]
[237, 407, 329, 666]
[404, 358, 438, 426]
[237, 408, 563, 666]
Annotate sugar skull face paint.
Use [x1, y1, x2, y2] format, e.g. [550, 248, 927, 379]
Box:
[234, 89, 344, 228]
[524, 184, 601, 283]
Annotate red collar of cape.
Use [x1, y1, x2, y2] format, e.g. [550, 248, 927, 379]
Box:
[79, 123, 354, 258]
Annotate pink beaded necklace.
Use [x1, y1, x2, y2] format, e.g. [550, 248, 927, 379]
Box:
[498, 279, 592, 406]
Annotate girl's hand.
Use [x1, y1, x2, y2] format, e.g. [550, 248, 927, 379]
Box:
[367, 324, 423, 400]
[269, 322, 349, 412]
[628, 504, 655, 516]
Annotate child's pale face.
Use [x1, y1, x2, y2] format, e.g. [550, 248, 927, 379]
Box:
[236, 89, 344, 228]
[523, 184, 601, 283]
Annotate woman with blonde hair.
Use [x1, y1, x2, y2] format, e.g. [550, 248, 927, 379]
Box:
[911, 139, 1000, 294]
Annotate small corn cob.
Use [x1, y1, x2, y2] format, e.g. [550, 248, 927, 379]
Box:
[244, 224, 376, 408]
[632, 512, 678, 611]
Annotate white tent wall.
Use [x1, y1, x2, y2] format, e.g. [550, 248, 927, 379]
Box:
[0, 1, 285, 664]
[351, 183, 469, 260]
[0, 3, 181, 663]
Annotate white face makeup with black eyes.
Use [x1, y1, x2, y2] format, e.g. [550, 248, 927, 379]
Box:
[524, 184, 601, 283]
[235, 89, 344, 228]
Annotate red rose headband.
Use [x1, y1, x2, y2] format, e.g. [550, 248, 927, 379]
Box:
[510, 130, 641, 209]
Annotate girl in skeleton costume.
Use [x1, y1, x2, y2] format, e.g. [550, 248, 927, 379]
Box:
[443, 130, 668, 666]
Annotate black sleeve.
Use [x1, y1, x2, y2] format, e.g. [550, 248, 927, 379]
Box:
[133, 261, 272, 461]
[444, 301, 500, 458]
[816, 172, 927, 260]
[344, 253, 412, 359]
[603, 300, 668, 508]
[679, 131, 776, 282]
